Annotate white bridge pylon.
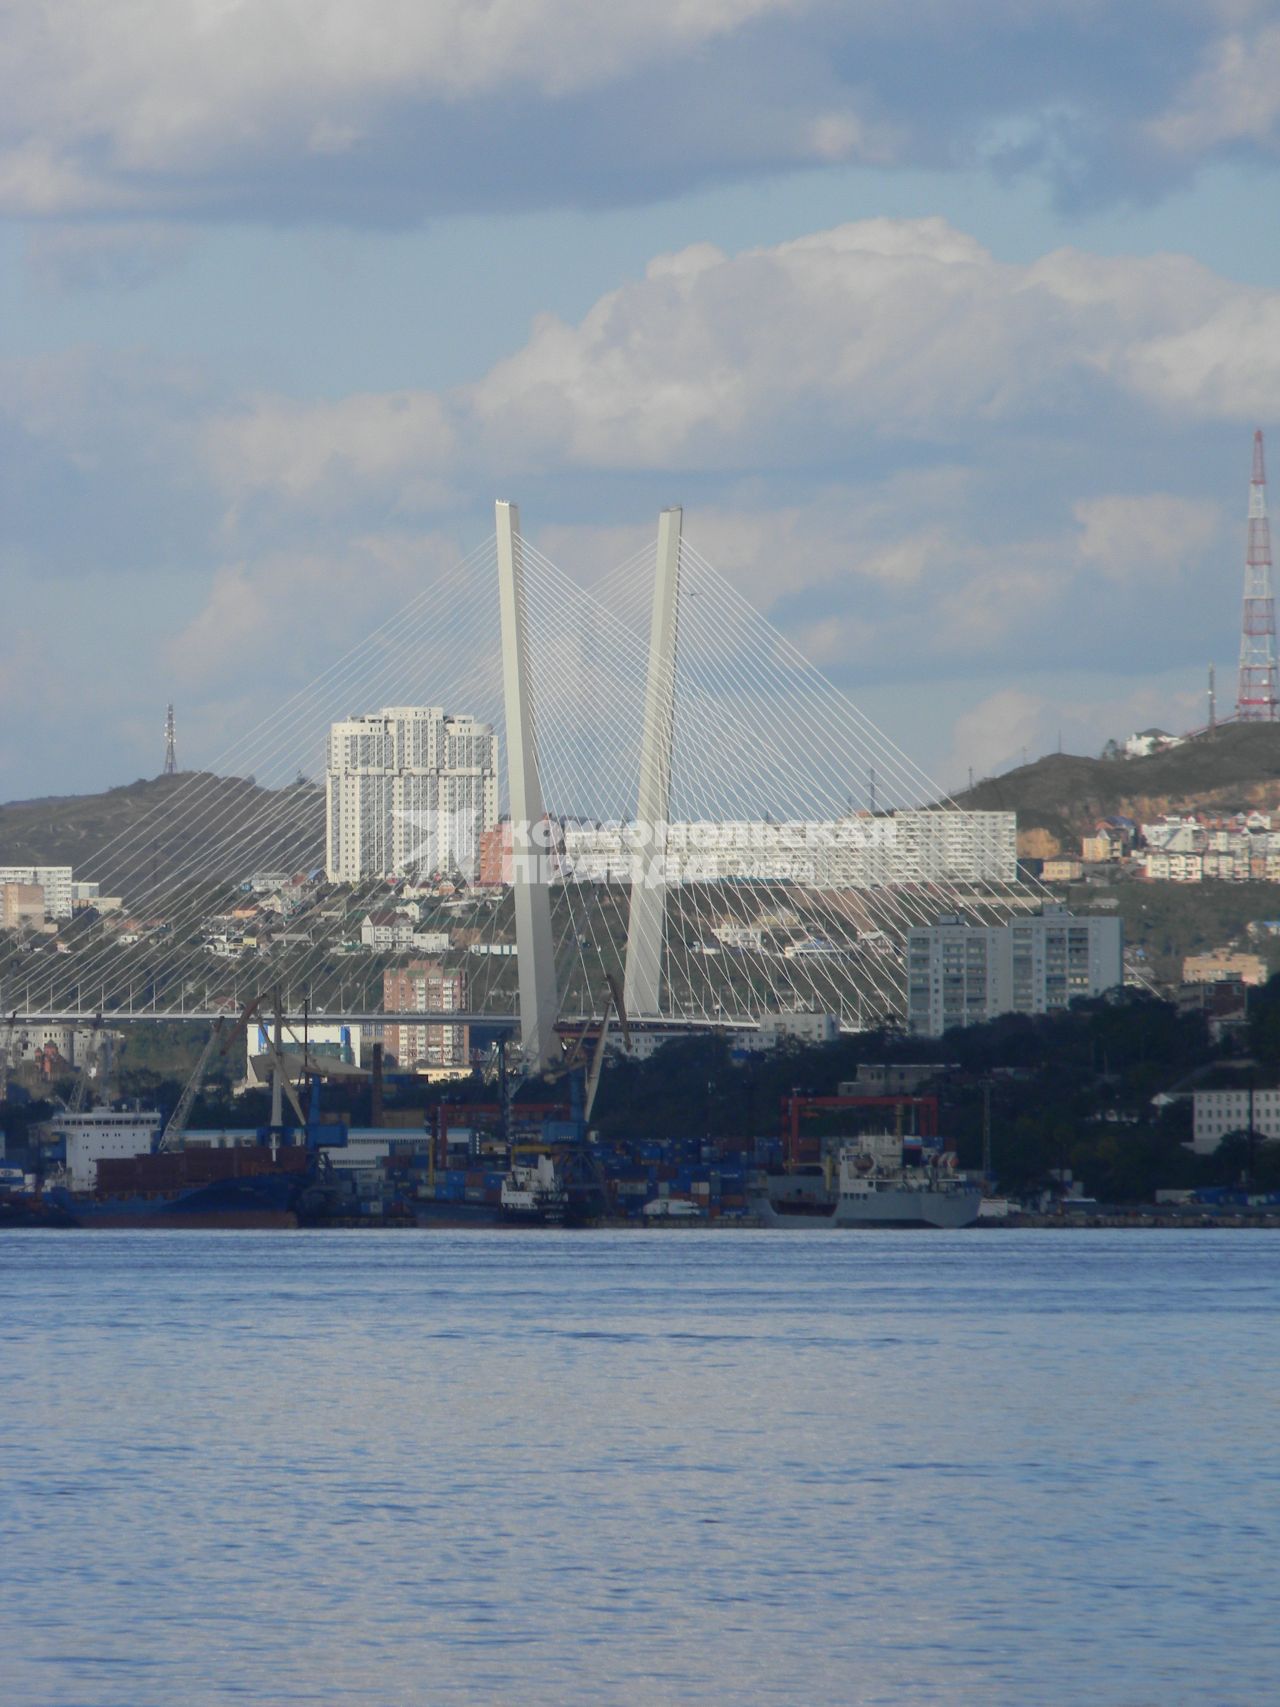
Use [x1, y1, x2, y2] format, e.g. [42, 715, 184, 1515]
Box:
[495, 500, 560, 1070]
[497, 500, 682, 1060]
[2, 501, 1041, 1034]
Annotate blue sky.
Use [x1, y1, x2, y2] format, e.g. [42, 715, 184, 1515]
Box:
[4, 0, 1280, 799]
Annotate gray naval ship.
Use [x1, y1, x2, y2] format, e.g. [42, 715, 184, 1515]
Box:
[750, 1131, 981, 1229]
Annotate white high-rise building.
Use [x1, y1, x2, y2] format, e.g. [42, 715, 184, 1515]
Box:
[906, 905, 1123, 1037]
[326, 707, 498, 882]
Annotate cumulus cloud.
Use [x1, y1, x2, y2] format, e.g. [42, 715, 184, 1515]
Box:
[202, 215, 1278, 504]
[164, 531, 463, 685]
[205, 391, 455, 512]
[1, 2, 1278, 218]
[3, 213, 1265, 792]
[1074, 494, 1221, 580]
[450, 221, 1280, 474]
[1148, 19, 1280, 153]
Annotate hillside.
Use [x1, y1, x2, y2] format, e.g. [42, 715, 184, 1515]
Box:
[0, 773, 324, 895]
[952, 723, 1280, 858]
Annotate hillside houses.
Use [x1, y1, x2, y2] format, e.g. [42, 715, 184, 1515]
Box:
[1066, 811, 1280, 885]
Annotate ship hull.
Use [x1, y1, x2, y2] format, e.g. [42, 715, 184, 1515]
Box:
[55, 1173, 303, 1230]
[751, 1185, 982, 1230]
[412, 1197, 505, 1228]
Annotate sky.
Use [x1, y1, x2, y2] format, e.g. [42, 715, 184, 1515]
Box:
[5, 0, 1280, 801]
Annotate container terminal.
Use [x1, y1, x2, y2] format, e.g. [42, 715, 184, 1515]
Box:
[0, 992, 986, 1227]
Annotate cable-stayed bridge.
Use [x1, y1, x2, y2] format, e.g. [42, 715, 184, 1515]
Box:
[2, 503, 1042, 1059]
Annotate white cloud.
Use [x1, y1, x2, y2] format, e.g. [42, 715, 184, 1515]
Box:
[458, 220, 1280, 475]
[205, 391, 455, 510]
[1148, 21, 1280, 152]
[946, 689, 1048, 780]
[165, 532, 462, 685]
[0, 0, 801, 211]
[1074, 494, 1222, 580]
[0, 3, 1277, 217]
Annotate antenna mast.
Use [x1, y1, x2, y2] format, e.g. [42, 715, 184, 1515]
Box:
[1236, 431, 1278, 721]
[163, 704, 177, 776]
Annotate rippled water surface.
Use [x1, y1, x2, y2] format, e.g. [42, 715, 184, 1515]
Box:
[3, 1229, 1279, 1706]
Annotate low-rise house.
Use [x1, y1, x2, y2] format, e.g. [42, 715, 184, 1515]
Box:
[1183, 949, 1267, 986]
[1043, 857, 1084, 882]
[1124, 728, 1184, 759]
[360, 911, 417, 951]
[1143, 851, 1203, 882]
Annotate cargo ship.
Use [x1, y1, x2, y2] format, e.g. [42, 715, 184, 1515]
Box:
[46, 1143, 326, 1229]
[750, 1131, 981, 1229]
[35, 1080, 352, 1229]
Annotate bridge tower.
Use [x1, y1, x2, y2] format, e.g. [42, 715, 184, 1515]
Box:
[1236, 429, 1278, 721]
[624, 507, 682, 1017]
[496, 501, 560, 1069]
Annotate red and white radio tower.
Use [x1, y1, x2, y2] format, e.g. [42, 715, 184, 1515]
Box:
[1236, 429, 1278, 721]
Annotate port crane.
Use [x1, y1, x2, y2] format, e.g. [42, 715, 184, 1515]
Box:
[67, 1013, 105, 1113]
[0, 1010, 17, 1102]
[157, 996, 261, 1152]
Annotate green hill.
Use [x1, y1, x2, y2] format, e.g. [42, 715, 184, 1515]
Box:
[952, 722, 1280, 857]
[0, 773, 324, 896]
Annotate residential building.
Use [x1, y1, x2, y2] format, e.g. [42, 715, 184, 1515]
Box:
[382, 960, 469, 1073]
[478, 822, 514, 886]
[754, 1010, 840, 1047]
[559, 809, 1017, 889]
[326, 706, 498, 883]
[0, 865, 73, 919]
[4, 1023, 116, 1070]
[1081, 822, 1130, 863]
[360, 911, 417, 952]
[906, 905, 1123, 1037]
[1124, 728, 1183, 758]
[1182, 949, 1267, 987]
[1143, 851, 1203, 882]
[2, 882, 45, 929]
[839, 1064, 948, 1096]
[1192, 1087, 1280, 1155]
[1042, 858, 1084, 882]
[359, 913, 452, 954]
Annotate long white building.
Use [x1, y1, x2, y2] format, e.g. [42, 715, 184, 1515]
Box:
[326, 706, 498, 882]
[1191, 1088, 1280, 1155]
[906, 905, 1123, 1037]
[560, 810, 1017, 888]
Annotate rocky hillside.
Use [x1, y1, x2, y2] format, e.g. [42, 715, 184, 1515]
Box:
[952, 723, 1280, 859]
[0, 773, 324, 896]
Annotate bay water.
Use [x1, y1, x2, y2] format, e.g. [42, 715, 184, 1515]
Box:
[3, 1229, 1278, 1706]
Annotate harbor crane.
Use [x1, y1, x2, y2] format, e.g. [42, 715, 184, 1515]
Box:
[157, 996, 261, 1152]
[68, 1013, 105, 1114]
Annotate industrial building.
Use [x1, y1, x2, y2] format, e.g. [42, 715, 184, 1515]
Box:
[906, 905, 1123, 1037]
